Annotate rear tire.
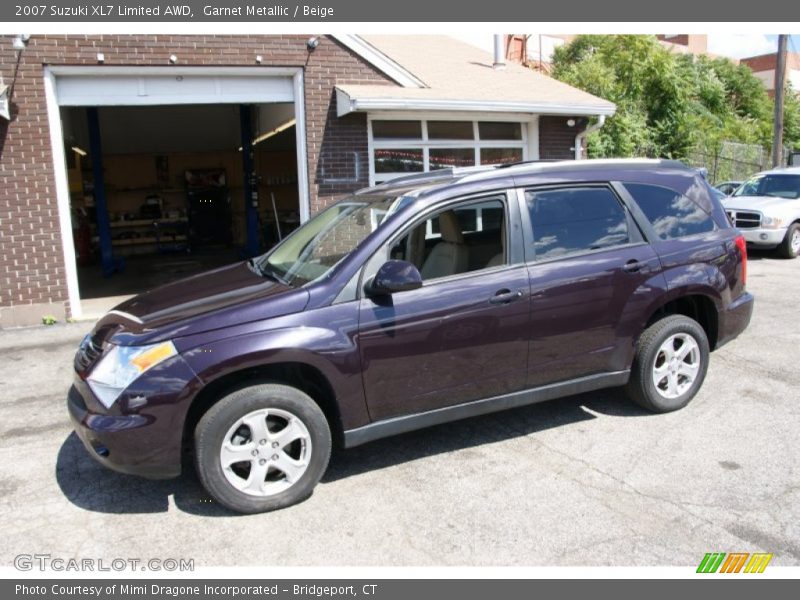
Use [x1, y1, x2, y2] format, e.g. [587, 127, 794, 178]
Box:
[625, 315, 709, 413]
[194, 384, 331, 514]
[777, 223, 800, 259]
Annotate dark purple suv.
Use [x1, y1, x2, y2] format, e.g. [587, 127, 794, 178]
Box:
[68, 159, 753, 513]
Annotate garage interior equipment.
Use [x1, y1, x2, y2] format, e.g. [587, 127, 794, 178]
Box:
[63, 102, 301, 301]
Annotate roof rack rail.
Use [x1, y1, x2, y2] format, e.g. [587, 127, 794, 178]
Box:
[495, 159, 565, 169]
[373, 165, 497, 187]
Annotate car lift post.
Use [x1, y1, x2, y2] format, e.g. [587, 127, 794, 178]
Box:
[240, 104, 260, 257]
[86, 106, 115, 278]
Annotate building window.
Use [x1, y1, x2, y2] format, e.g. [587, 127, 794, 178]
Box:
[371, 120, 423, 140]
[374, 148, 424, 173]
[427, 121, 474, 140]
[429, 148, 476, 170]
[480, 147, 523, 166]
[369, 118, 528, 184]
[478, 121, 522, 140]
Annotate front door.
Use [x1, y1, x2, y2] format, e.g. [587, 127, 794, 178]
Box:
[357, 195, 531, 421]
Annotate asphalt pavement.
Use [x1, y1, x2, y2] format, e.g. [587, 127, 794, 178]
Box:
[0, 251, 797, 567]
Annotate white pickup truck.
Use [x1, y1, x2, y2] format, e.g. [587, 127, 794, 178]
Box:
[721, 166, 800, 258]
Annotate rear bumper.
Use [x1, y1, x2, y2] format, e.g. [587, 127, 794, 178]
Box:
[716, 291, 755, 349]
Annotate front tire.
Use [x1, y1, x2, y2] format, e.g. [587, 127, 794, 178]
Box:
[777, 222, 800, 259]
[625, 315, 709, 413]
[194, 384, 331, 514]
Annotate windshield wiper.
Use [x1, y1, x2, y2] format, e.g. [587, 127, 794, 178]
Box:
[249, 258, 290, 286]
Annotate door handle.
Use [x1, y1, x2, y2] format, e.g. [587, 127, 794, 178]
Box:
[489, 289, 524, 304]
[623, 259, 644, 273]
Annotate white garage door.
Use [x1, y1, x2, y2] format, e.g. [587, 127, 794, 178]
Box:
[54, 67, 295, 106]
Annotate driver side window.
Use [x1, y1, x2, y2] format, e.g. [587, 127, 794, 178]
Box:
[389, 195, 507, 282]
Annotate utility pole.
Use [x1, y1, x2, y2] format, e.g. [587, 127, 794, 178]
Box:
[772, 34, 788, 167]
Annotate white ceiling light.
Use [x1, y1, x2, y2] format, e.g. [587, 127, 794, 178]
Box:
[252, 118, 296, 146]
[237, 118, 296, 152]
[71, 146, 87, 157]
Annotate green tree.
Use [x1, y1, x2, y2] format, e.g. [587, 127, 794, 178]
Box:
[551, 35, 797, 161]
[783, 87, 800, 151]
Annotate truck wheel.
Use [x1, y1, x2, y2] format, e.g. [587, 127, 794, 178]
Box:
[625, 315, 709, 413]
[194, 384, 331, 514]
[777, 223, 800, 259]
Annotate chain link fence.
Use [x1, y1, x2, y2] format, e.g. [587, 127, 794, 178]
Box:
[688, 141, 792, 184]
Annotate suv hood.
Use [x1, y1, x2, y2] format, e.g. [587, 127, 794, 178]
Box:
[722, 195, 799, 212]
[93, 261, 310, 345]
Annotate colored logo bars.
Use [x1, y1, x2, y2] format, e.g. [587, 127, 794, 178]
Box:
[697, 552, 773, 573]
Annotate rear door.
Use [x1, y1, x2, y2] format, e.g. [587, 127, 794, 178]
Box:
[520, 185, 664, 387]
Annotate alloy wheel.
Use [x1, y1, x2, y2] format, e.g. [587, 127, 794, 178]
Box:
[219, 408, 312, 497]
[651, 333, 701, 400]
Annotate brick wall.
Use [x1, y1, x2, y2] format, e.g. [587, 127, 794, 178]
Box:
[741, 52, 800, 77]
[539, 116, 586, 159]
[0, 35, 394, 318]
[740, 53, 778, 73]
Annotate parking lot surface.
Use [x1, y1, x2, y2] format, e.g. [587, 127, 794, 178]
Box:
[0, 252, 798, 567]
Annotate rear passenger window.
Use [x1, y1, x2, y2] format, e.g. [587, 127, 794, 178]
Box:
[625, 183, 716, 240]
[525, 187, 630, 260]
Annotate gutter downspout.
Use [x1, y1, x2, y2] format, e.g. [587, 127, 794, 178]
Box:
[574, 115, 606, 160]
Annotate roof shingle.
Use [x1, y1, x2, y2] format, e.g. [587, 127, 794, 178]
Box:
[336, 35, 615, 116]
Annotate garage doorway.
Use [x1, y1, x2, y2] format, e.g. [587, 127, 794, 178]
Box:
[44, 67, 310, 320]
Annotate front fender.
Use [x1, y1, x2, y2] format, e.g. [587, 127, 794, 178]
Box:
[175, 303, 368, 430]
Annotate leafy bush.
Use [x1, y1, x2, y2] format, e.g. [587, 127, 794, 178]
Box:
[551, 35, 800, 160]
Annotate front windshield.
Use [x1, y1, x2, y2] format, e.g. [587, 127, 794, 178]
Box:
[733, 174, 800, 199]
[255, 195, 400, 286]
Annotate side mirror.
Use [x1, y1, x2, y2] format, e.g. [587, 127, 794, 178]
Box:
[367, 260, 423, 296]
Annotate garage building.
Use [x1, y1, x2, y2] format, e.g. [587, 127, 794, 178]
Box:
[0, 34, 615, 327]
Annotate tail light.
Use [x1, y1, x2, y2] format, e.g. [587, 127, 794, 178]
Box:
[734, 234, 747, 287]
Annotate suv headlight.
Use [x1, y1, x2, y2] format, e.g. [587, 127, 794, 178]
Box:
[761, 215, 784, 229]
[87, 341, 177, 409]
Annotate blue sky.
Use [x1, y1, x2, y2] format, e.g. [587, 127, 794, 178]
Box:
[707, 34, 800, 59]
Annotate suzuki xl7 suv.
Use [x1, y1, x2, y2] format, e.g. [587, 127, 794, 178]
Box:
[69, 159, 754, 513]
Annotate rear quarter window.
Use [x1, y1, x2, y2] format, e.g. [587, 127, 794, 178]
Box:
[624, 183, 716, 240]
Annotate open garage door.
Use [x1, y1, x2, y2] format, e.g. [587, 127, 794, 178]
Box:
[54, 70, 296, 107]
[45, 66, 309, 320]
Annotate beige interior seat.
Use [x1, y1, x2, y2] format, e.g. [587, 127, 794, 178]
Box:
[420, 211, 469, 279]
[486, 218, 506, 268]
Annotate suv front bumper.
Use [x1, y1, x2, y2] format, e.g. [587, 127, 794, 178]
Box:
[739, 227, 787, 248]
[67, 355, 201, 479]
